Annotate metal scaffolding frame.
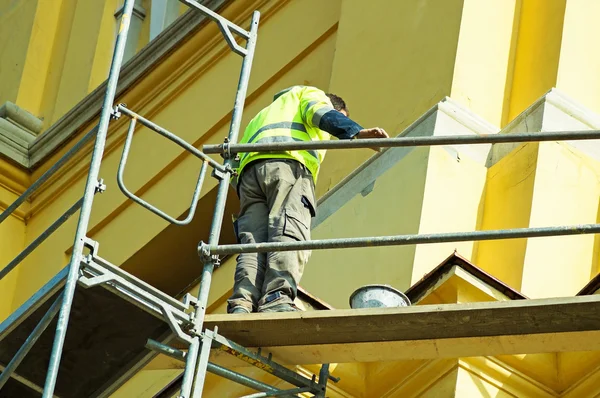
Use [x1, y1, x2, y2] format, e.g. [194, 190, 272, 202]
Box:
[2, 0, 600, 397]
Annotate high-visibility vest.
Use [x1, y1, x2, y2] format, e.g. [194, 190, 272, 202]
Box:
[235, 86, 335, 183]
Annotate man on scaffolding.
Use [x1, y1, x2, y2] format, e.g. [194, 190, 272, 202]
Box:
[227, 86, 389, 313]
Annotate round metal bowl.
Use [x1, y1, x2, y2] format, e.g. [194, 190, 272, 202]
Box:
[349, 284, 411, 309]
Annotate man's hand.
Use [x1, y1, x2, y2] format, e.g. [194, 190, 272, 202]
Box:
[357, 127, 389, 139]
[357, 127, 389, 152]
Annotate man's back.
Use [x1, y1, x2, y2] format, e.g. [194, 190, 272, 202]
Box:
[236, 86, 336, 183]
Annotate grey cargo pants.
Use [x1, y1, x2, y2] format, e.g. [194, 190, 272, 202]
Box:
[227, 159, 316, 313]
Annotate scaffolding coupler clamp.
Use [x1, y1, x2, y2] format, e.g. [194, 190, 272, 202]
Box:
[111, 104, 125, 119]
[212, 163, 236, 181]
[182, 293, 198, 309]
[198, 241, 220, 265]
[222, 137, 232, 159]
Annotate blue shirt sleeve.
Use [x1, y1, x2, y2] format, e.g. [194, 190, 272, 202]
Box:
[318, 110, 363, 140]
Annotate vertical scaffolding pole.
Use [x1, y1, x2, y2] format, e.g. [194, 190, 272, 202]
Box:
[41, 0, 135, 396]
[180, 10, 260, 398]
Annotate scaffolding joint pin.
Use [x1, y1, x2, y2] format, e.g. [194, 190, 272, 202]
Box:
[111, 104, 124, 119]
[95, 178, 107, 194]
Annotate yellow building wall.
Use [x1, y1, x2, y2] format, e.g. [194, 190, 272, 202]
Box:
[557, 0, 600, 114]
[507, 0, 566, 121]
[0, 215, 25, 321]
[412, 146, 487, 282]
[38, 0, 79, 128]
[476, 141, 600, 298]
[0, 0, 38, 107]
[0, 161, 29, 321]
[320, 0, 464, 196]
[52, 0, 120, 121]
[475, 143, 538, 291]
[13, 0, 66, 118]
[0, 0, 152, 128]
[450, 0, 519, 127]
[5, 0, 600, 397]
[521, 142, 600, 298]
[305, 148, 429, 309]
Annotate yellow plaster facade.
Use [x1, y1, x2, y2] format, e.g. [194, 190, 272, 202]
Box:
[3, 0, 600, 396]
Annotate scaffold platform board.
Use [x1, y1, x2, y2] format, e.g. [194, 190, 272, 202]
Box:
[205, 295, 600, 367]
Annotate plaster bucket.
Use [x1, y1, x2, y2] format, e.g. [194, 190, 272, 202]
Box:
[349, 284, 411, 309]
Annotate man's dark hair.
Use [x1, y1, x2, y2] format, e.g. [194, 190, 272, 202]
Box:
[326, 93, 349, 115]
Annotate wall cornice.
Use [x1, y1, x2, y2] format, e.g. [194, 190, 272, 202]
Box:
[0, 0, 233, 171]
[0, 101, 42, 168]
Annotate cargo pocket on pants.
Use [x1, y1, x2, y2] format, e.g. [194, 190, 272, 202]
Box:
[282, 209, 312, 266]
[282, 209, 311, 241]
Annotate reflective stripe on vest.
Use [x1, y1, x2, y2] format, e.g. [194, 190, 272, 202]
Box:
[239, 121, 319, 163]
[239, 136, 319, 164]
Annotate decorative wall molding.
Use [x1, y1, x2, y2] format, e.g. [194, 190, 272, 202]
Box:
[0, 102, 42, 168]
[0, 0, 233, 171]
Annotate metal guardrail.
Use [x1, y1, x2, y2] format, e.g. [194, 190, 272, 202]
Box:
[204, 223, 600, 255]
[116, 114, 210, 225]
[202, 129, 600, 154]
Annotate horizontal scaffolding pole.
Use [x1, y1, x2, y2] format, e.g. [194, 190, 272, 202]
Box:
[206, 223, 600, 255]
[207, 329, 324, 394]
[0, 127, 96, 224]
[178, 0, 249, 38]
[240, 387, 311, 398]
[145, 339, 293, 397]
[0, 198, 83, 281]
[207, 363, 289, 397]
[202, 129, 600, 154]
[116, 105, 225, 172]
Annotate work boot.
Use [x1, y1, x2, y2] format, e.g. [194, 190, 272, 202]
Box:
[258, 291, 302, 313]
[259, 302, 301, 313]
[229, 306, 251, 314]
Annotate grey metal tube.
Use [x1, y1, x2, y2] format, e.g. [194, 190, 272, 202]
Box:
[88, 254, 189, 313]
[315, 364, 329, 398]
[145, 339, 186, 360]
[180, 338, 199, 397]
[208, 223, 600, 255]
[240, 387, 311, 398]
[178, 0, 250, 38]
[208, 330, 320, 392]
[206, 363, 281, 395]
[190, 332, 214, 398]
[202, 129, 600, 154]
[0, 127, 96, 225]
[0, 199, 83, 281]
[0, 293, 63, 390]
[116, 105, 225, 172]
[188, 9, 260, 398]
[42, 0, 135, 396]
